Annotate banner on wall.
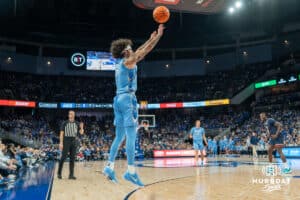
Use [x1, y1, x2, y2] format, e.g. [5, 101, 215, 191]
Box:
[204, 99, 230, 106]
[0, 100, 36, 108]
[275, 147, 300, 158]
[0, 99, 230, 109]
[153, 150, 206, 157]
[38, 102, 58, 108]
[60, 103, 112, 109]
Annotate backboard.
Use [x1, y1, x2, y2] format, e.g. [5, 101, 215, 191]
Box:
[133, 0, 229, 14]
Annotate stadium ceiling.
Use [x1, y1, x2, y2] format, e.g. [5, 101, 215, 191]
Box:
[0, 0, 299, 50]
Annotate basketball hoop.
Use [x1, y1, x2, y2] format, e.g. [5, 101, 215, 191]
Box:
[144, 124, 149, 131]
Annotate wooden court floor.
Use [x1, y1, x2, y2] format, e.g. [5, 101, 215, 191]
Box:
[51, 157, 300, 200]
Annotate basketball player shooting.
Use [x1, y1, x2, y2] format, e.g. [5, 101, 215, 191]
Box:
[189, 120, 208, 166]
[103, 24, 165, 187]
[259, 112, 292, 174]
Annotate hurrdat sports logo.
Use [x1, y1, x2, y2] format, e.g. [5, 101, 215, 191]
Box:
[251, 164, 291, 192]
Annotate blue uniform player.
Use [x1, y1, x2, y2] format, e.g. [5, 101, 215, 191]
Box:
[220, 135, 228, 154]
[207, 137, 213, 154]
[212, 137, 218, 157]
[103, 24, 165, 186]
[260, 112, 291, 174]
[189, 120, 208, 166]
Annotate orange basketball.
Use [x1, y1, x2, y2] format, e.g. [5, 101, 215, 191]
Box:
[153, 6, 170, 24]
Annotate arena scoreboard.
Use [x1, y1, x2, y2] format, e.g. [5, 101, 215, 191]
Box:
[69, 51, 116, 71]
[86, 51, 116, 71]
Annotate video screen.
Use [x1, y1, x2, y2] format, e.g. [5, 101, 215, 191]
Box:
[86, 51, 116, 71]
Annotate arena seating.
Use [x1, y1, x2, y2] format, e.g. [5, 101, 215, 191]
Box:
[0, 63, 271, 103]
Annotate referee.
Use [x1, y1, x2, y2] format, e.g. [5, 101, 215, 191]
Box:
[57, 110, 84, 180]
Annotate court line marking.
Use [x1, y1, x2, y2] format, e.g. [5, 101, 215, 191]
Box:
[46, 161, 56, 200]
[138, 160, 242, 168]
[123, 175, 196, 200]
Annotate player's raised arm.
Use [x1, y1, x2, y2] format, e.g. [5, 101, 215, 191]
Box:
[124, 24, 165, 69]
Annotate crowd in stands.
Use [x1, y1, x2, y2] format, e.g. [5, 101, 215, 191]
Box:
[0, 106, 299, 164]
[0, 63, 270, 103]
[255, 91, 300, 108]
[0, 106, 299, 189]
[0, 107, 299, 189]
[0, 139, 56, 189]
[0, 61, 299, 171]
[0, 115, 57, 146]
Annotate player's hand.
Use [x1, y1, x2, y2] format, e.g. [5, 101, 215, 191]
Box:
[59, 143, 63, 151]
[157, 24, 165, 37]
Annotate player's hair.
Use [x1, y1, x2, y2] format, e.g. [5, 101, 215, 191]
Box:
[110, 38, 133, 59]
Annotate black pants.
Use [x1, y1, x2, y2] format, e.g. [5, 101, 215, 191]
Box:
[58, 137, 77, 176]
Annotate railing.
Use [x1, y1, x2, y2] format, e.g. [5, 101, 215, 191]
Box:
[206, 128, 231, 139]
[0, 129, 43, 148]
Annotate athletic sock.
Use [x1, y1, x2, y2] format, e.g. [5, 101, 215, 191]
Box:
[107, 162, 114, 170]
[128, 165, 136, 174]
[283, 162, 289, 169]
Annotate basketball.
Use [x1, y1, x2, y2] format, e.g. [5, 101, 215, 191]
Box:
[153, 6, 170, 24]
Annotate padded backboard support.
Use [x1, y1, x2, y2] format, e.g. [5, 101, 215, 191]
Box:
[133, 0, 229, 14]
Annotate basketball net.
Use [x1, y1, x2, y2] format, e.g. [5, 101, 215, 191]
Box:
[144, 124, 149, 131]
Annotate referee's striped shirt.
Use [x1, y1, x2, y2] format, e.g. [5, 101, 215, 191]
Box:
[60, 121, 79, 137]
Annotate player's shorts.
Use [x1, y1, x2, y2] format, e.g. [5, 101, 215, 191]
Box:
[113, 93, 138, 127]
[193, 140, 204, 150]
[269, 133, 284, 146]
[213, 147, 218, 153]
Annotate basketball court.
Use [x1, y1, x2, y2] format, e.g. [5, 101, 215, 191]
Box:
[51, 157, 300, 200]
[0, 0, 300, 200]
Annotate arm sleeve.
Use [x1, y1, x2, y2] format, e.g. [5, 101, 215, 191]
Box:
[190, 128, 193, 136]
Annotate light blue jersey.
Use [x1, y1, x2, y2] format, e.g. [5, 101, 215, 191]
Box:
[108, 58, 139, 171]
[220, 138, 228, 150]
[190, 127, 205, 141]
[212, 140, 217, 149]
[115, 59, 137, 95]
[113, 59, 138, 127]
